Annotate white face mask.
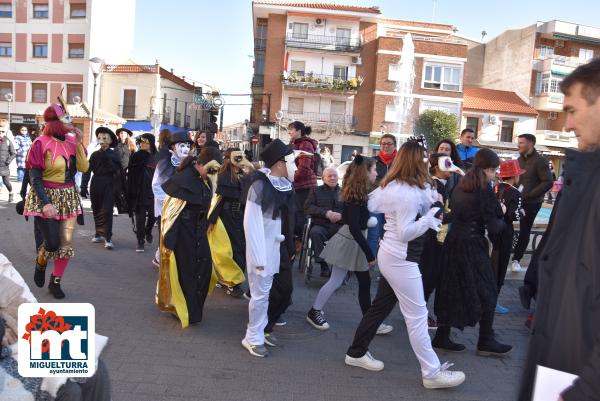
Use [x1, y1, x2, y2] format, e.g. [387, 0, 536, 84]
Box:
[284, 153, 297, 182]
[174, 142, 190, 159]
[97, 133, 112, 148]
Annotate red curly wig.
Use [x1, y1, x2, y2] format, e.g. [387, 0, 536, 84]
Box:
[42, 105, 71, 137]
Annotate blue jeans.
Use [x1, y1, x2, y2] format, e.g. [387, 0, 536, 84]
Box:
[367, 212, 385, 257]
[17, 167, 25, 182]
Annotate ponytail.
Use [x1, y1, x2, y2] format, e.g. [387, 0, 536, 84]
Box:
[288, 121, 312, 137]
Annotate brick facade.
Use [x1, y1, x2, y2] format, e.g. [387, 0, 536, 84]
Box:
[262, 13, 286, 123]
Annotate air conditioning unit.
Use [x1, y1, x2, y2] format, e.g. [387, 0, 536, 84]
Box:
[548, 112, 558, 120]
[351, 56, 362, 65]
[555, 39, 565, 48]
[489, 115, 498, 124]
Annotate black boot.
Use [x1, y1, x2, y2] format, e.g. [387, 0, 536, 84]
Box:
[477, 332, 512, 357]
[48, 275, 65, 299]
[432, 326, 466, 352]
[519, 285, 532, 310]
[34, 262, 46, 288]
[145, 231, 153, 244]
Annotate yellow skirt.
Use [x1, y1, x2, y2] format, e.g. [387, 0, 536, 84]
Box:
[24, 185, 81, 220]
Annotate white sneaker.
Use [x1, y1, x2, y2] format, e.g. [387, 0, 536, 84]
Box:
[422, 362, 466, 389]
[344, 351, 384, 371]
[241, 339, 269, 358]
[104, 240, 114, 250]
[91, 235, 104, 243]
[376, 323, 393, 335]
[512, 260, 523, 272]
[152, 257, 160, 268]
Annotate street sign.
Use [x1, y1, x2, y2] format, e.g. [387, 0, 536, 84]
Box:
[251, 136, 259, 144]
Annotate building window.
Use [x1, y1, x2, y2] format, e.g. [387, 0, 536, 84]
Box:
[330, 101, 346, 122]
[333, 65, 348, 80]
[292, 23, 308, 40]
[539, 45, 554, 59]
[68, 43, 84, 58]
[384, 104, 400, 122]
[465, 117, 480, 138]
[66, 84, 83, 104]
[0, 4, 12, 18]
[423, 62, 461, 91]
[537, 72, 562, 94]
[33, 4, 49, 19]
[0, 43, 11, 57]
[175, 112, 181, 127]
[579, 48, 594, 63]
[500, 120, 515, 142]
[0, 82, 12, 99]
[31, 83, 47, 103]
[336, 28, 351, 46]
[290, 60, 305, 76]
[70, 3, 86, 18]
[288, 97, 304, 114]
[33, 43, 48, 58]
[388, 64, 401, 81]
[184, 115, 190, 128]
[121, 89, 136, 119]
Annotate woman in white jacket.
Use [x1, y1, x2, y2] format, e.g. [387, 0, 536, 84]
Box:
[343, 140, 465, 389]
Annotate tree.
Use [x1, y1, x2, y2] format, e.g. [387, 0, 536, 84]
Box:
[413, 110, 459, 149]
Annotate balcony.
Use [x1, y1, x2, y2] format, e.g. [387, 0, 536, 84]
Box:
[532, 92, 564, 112]
[254, 38, 266, 51]
[281, 110, 357, 129]
[533, 55, 586, 75]
[252, 74, 264, 88]
[285, 33, 361, 53]
[282, 72, 363, 94]
[118, 105, 137, 119]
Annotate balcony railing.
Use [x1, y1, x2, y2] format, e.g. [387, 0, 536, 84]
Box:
[282, 72, 363, 92]
[254, 38, 266, 51]
[285, 33, 361, 53]
[252, 74, 264, 88]
[281, 110, 357, 127]
[118, 105, 137, 119]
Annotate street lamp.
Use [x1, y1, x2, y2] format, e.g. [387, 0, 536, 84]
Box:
[4, 93, 13, 132]
[275, 110, 283, 139]
[89, 57, 104, 143]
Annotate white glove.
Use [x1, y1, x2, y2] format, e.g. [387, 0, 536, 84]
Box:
[275, 234, 285, 243]
[423, 207, 443, 232]
[367, 216, 378, 228]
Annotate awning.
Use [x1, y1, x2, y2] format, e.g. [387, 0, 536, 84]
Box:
[122, 121, 191, 133]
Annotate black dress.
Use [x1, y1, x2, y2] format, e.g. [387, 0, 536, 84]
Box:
[162, 165, 213, 324]
[434, 185, 504, 329]
[127, 150, 158, 242]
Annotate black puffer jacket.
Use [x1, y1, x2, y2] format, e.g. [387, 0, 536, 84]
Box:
[304, 184, 343, 228]
[0, 136, 16, 176]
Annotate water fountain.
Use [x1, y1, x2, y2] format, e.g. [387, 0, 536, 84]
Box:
[393, 33, 416, 143]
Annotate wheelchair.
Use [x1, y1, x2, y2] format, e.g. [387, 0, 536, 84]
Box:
[298, 217, 315, 283]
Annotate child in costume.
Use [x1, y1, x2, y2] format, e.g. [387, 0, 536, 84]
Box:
[24, 104, 89, 298]
[491, 159, 525, 314]
[80, 127, 122, 250]
[241, 139, 296, 358]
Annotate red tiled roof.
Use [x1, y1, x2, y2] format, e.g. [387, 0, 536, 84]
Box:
[463, 86, 538, 116]
[253, 1, 381, 14]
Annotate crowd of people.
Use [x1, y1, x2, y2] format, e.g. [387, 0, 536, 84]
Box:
[1, 58, 599, 400]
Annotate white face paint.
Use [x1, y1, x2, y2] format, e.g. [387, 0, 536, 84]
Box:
[174, 142, 190, 159]
[97, 133, 112, 149]
[284, 153, 297, 182]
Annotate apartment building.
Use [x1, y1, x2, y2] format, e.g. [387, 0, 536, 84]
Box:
[98, 60, 218, 136]
[0, 0, 135, 140]
[250, 1, 468, 162]
[466, 20, 598, 154]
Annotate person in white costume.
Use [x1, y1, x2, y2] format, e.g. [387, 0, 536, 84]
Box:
[344, 140, 466, 389]
[241, 139, 298, 358]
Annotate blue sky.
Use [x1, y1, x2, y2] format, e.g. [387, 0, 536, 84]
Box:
[132, 0, 600, 125]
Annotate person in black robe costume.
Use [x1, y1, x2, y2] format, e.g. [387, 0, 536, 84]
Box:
[81, 127, 122, 249]
[433, 148, 512, 356]
[127, 133, 158, 252]
[159, 147, 223, 326]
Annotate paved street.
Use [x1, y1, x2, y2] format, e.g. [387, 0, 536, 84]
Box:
[0, 194, 531, 401]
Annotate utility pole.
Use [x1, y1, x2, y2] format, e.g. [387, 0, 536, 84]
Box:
[219, 106, 224, 132]
[432, 0, 438, 22]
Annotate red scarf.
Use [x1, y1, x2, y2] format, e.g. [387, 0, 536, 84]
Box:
[378, 149, 396, 166]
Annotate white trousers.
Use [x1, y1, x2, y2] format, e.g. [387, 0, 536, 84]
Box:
[244, 267, 274, 346]
[378, 248, 441, 378]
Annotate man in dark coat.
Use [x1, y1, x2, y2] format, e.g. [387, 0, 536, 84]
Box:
[511, 133, 553, 272]
[519, 58, 600, 401]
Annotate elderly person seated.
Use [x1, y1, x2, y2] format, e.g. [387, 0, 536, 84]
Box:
[304, 167, 343, 277]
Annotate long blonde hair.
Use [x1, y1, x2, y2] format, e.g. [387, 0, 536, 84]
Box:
[340, 156, 375, 203]
[380, 141, 432, 189]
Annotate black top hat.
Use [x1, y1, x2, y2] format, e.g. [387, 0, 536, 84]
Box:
[170, 131, 193, 145]
[260, 139, 293, 168]
[138, 133, 157, 153]
[95, 126, 118, 147]
[116, 128, 133, 137]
